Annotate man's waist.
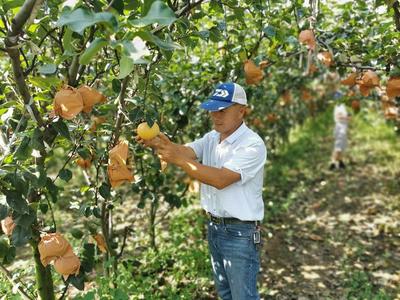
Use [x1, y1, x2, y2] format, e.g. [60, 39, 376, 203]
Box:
[207, 213, 260, 225]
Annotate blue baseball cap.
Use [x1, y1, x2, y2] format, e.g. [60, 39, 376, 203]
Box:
[200, 82, 247, 112]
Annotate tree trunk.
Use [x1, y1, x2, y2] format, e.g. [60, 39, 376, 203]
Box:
[149, 199, 158, 251]
[31, 239, 55, 300]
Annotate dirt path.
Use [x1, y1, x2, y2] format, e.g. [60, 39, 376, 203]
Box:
[260, 117, 400, 299]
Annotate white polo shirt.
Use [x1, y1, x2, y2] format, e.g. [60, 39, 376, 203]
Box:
[186, 122, 266, 221]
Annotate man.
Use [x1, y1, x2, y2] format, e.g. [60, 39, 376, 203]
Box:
[137, 82, 267, 299]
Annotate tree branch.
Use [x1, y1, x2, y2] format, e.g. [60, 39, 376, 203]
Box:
[67, 55, 80, 87]
[5, 0, 44, 127]
[9, 0, 37, 35]
[0, 263, 35, 300]
[111, 76, 130, 147]
[393, 1, 400, 31]
[116, 227, 130, 259]
[177, 0, 205, 17]
[247, 6, 265, 59]
[24, 26, 58, 76]
[88, 69, 107, 86]
[40, 24, 63, 50]
[151, 0, 205, 34]
[69, 27, 96, 86]
[1, 15, 9, 31]
[248, 32, 265, 59]
[52, 130, 86, 183]
[75, 64, 87, 85]
[58, 282, 69, 300]
[335, 62, 385, 71]
[20, 48, 30, 68]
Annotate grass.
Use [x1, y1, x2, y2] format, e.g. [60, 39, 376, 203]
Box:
[72, 206, 214, 300]
[344, 270, 391, 300]
[263, 108, 335, 221]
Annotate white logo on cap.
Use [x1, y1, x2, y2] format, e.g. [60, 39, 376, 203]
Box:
[213, 89, 229, 98]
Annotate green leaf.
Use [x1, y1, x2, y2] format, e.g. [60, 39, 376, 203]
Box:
[130, 0, 177, 27]
[118, 56, 135, 79]
[2, 245, 16, 264]
[112, 79, 121, 93]
[52, 119, 71, 140]
[14, 209, 36, 229]
[209, 0, 224, 13]
[38, 64, 57, 75]
[93, 207, 101, 218]
[209, 26, 223, 43]
[2, 0, 24, 12]
[59, 169, 72, 182]
[36, 168, 47, 188]
[14, 136, 31, 161]
[30, 128, 44, 151]
[79, 291, 95, 300]
[99, 183, 111, 199]
[80, 186, 90, 193]
[117, 38, 150, 78]
[81, 243, 95, 272]
[46, 178, 58, 203]
[386, 0, 396, 7]
[263, 25, 276, 38]
[57, 8, 118, 35]
[23, 168, 46, 189]
[39, 203, 48, 214]
[5, 191, 28, 214]
[84, 206, 92, 218]
[160, 48, 173, 61]
[77, 147, 91, 159]
[192, 30, 210, 40]
[390, 67, 400, 77]
[3, 155, 13, 164]
[145, 114, 155, 128]
[141, 0, 156, 16]
[70, 228, 84, 239]
[0, 238, 8, 258]
[137, 200, 145, 209]
[135, 31, 182, 50]
[29, 76, 62, 90]
[122, 37, 150, 61]
[112, 289, 129, 300]
[11, 225, 32, 247]
[79, 38, 108, 65]
[67, 272, 85, 290]
[128, 107, 144, 123]
[63, 27, 75, 55]
[111, 0, 124, 14]
[0, 204, 7, 220]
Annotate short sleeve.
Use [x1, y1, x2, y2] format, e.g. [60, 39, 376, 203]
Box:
[223, 141, 267, 184]
[185, 136, 206, 161]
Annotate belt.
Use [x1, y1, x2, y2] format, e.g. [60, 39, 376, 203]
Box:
[208, 213, 259, 225]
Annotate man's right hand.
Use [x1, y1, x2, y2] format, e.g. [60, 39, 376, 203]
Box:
[135, 133, 197, 161]
[135, 132, 171, 149]
[135, 135, 161, 149]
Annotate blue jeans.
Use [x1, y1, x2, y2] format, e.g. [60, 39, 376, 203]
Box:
[207, 221, 260, 300]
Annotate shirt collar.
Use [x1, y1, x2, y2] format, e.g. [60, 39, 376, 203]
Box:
[224, 122, 248, 144]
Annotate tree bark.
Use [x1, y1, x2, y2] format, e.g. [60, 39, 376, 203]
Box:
[31, 238, 55, 300]
[5, 2, 56, 299]
[393, 1, 400, 31]
[5, 0, 44, 127]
